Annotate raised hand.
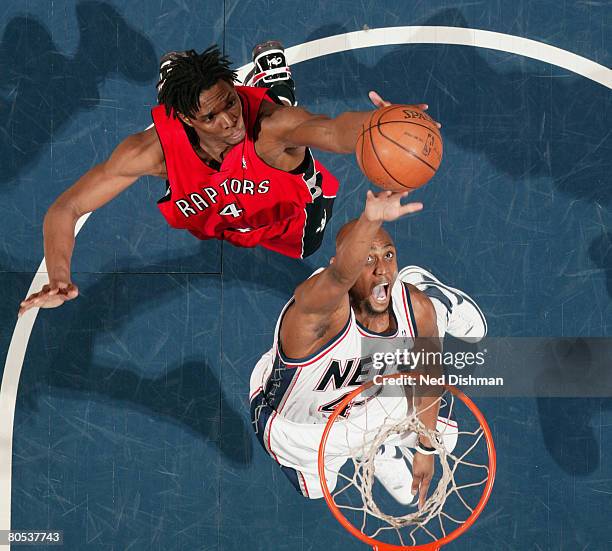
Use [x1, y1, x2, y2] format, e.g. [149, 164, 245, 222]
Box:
[369, 90, 394, 109]
[411, 451, 435, 510]
[18, 279, 79, 316]
[364, 190, 423, 223]
[368, 90, 441, 129]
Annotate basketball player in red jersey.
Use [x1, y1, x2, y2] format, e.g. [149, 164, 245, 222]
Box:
[19, 42, 436, 315]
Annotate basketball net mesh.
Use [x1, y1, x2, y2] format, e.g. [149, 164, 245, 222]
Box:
[322, 385, 492, 549]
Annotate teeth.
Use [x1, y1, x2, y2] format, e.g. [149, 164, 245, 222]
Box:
[372, 283, 388, 301]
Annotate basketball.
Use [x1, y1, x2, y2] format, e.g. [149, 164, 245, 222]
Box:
[356, 105, 443, 191]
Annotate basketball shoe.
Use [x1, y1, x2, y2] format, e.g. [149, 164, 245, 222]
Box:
[373, 445, 416, 506]
[157, 50, 189, 99]
[243, 40, 296, 106]
[398, 266, 487, 343]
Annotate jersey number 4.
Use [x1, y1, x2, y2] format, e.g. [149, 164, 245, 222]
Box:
[219, 203, 244, 218]
[319, 392, 374, 419]
[319, 393, 353, 418]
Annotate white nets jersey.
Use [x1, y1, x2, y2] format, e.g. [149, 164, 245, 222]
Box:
[249, 272, 419, 425]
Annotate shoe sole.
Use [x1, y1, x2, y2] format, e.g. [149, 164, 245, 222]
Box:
[252, 40, 285, 59]
[245, 42, 290, 87]
[399, 265, 488, 336]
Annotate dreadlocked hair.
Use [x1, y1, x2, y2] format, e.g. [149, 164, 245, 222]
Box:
[157, 46, 237, 119]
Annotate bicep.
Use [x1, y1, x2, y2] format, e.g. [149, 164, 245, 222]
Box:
[292, 268, 351, 316]
[55, 129, 163, 216]
[280, 270, 350, 357]
[58, 164, 139, 217]
[265, 106, 339, 152]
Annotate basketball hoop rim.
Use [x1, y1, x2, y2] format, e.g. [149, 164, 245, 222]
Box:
[317, 372, 497, 551]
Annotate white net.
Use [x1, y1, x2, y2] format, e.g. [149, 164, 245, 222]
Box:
[321, 382, 493, 548]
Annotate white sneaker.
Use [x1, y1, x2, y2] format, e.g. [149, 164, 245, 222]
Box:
[399, 266, 487, 342]
[242, 41, 296, 105]
[373, 446, 416, 506]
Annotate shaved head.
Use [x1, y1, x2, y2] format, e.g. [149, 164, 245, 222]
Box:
[335, 219, 394, 250]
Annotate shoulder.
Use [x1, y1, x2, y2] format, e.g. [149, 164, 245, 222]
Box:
[120, 126, 161, 154]
[108, 127, 165, 178]
[404, 283, 438, 337]
[259, 103, 324, 136]
[279, 269, 351, 359]
[285, 267, 350, 326]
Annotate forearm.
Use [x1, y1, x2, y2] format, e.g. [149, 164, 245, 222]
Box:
[412, 325, 443, 448]
[329, 111, 372, 153]
[416, 395, 441, 448]
[43, 203, 79, 281]
[282, 108, 373, 154]
[330, 213, 381, 285]
[414, 350, 443, 447]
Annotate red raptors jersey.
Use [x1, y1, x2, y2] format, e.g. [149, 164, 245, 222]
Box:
[152, 86, 339, 258]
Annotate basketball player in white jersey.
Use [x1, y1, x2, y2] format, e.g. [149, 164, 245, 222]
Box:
[250, 190, 487, 508]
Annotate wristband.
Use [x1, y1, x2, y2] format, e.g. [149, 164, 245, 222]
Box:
[416, 442, 437, 455]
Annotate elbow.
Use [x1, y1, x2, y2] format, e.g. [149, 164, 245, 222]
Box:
[327, 263, 353, 288]
[44, 197, 79, 227]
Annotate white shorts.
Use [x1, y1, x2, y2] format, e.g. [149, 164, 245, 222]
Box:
[250, 383, 458, 499]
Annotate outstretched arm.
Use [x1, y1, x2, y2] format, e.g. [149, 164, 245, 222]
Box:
[262, 91, 433, 154]
[280, 191, 423, 359]
[298, 191, 423, 312]
[18, 127, 165, 316]
[368, 90, 441, 130]
[407, 289, 444, 509]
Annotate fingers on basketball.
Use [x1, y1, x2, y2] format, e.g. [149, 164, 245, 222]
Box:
[368, 90, 390, 107]
[356, 104, 443, 192]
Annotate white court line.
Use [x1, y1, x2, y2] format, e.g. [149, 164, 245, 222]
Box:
[0, 263, 48, 532]
[1, 25, 610, 541]
[277, 26, 612, 88]
[0, 213, 91, 536]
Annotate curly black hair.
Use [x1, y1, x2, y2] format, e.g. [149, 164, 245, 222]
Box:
[157, 46, 237, 118]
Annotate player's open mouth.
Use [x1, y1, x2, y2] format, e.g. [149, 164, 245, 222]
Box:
[371, 283, 389, 303]
[229, 127, 245, 141]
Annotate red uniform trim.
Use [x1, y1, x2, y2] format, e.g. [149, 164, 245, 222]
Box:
[265, 410, 280, 463]
[437, 417, 458, 429]
[401, 283, 416, 338]
[298, 471, 310, 497]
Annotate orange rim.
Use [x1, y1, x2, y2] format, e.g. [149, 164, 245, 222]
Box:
[317, 372, 496, 550]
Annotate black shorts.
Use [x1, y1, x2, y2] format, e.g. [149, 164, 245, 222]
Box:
[302, 191, 335, 258]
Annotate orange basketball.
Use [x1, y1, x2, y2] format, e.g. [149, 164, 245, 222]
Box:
[356, 105, 443, 191]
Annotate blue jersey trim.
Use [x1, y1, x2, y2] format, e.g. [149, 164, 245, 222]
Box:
[277, 299, 352, 366]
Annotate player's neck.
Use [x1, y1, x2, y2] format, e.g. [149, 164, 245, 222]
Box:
[354, 308, 394, 334]
[185, 127, 231, 163]
[197, 137, 232, 163]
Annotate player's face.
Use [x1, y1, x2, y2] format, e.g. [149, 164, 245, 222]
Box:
[185, 80, 245, 145]
[351, 232, 398, 315]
